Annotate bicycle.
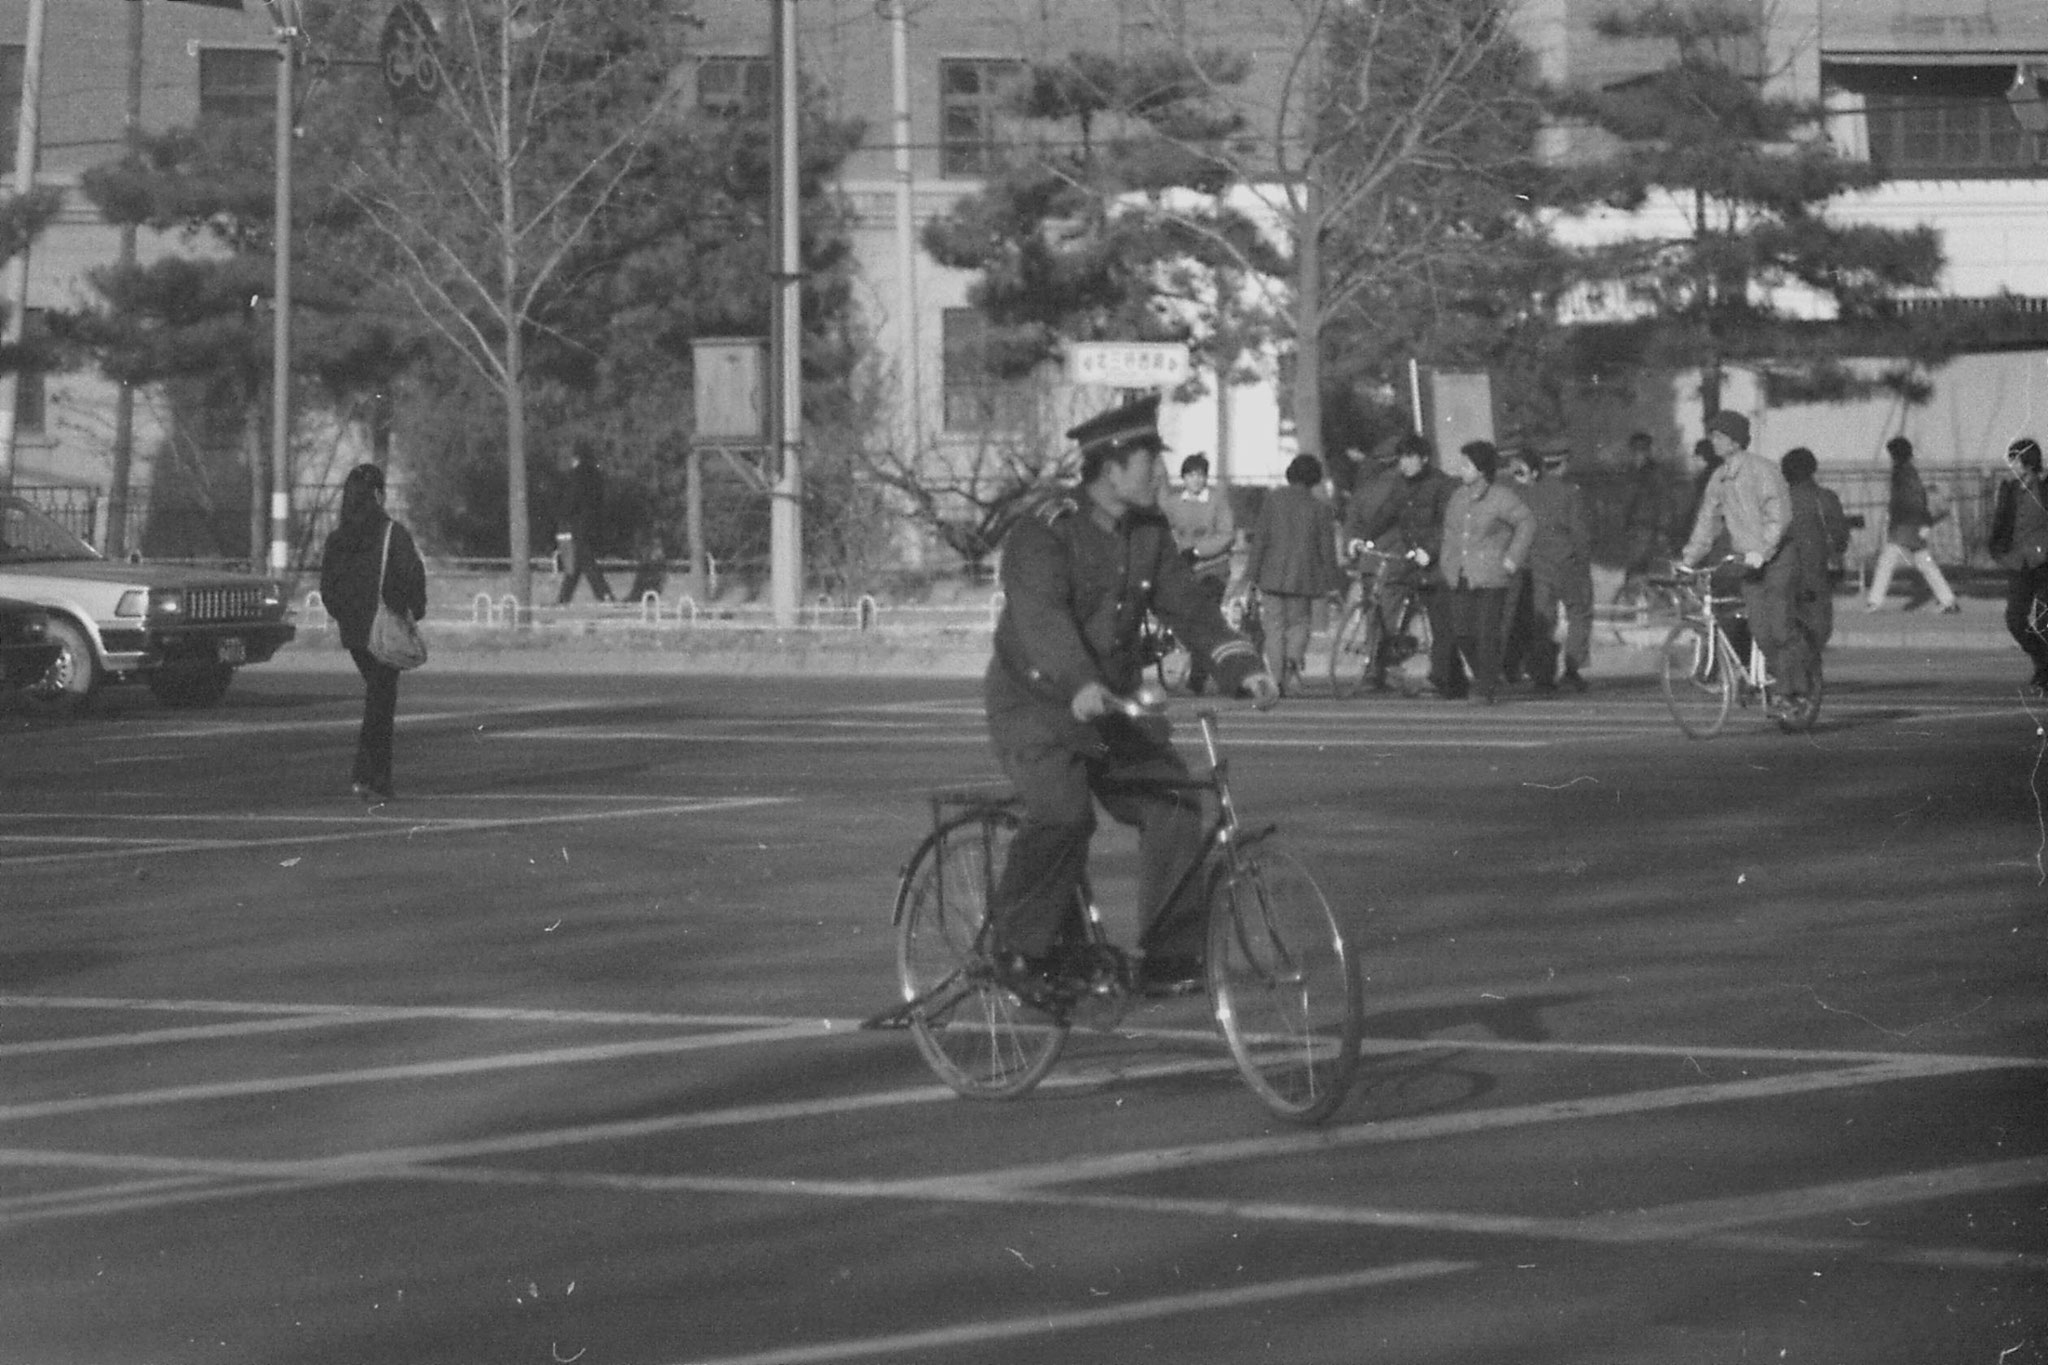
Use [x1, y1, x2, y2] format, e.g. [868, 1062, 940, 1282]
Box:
[875, 697, 1364, 1123]
[1325, 546, 1432, 699]
[1138, 612, 1192, 692]
[1652, 561, 1822, 738]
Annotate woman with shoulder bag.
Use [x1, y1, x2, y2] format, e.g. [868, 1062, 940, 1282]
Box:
[318, 463, 428, 801]
[1990, 436, 2048, 695]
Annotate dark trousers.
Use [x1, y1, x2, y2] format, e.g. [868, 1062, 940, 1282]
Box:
[991, 725, 1207, 962]
[1742, 551, 1814, 698]
[1186, 573, 1227, 690]
[1421, 584, 1464, 696]
[557, 538, 613, 604]
[2007, 562, 2048, 671]
[1506, 563, 1593, 681]
[347, 647, 401, 791]
[1448, 584, 1510, 700]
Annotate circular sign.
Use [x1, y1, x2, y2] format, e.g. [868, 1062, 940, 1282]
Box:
[380, 1, 441, 114]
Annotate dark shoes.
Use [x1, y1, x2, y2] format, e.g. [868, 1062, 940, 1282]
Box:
[1136, 952, 1207, 999]
[1562, 667, 1587, 692]
[351, 780, 393, 802]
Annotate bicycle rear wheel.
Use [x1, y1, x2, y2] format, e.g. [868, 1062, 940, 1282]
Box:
[1660, 620, 1733, 739]
[1326, 599, 1382, 698]
[1208, 843, 1362, 1123]
[895, 805, 1066, 1099]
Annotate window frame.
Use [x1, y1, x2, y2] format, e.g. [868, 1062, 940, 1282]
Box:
[938, 57, 1024, 180]
[196, 45, 276, 125]
[941, 307, 1035, 433]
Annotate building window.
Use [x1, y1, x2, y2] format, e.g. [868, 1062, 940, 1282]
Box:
[0, 47, 20, 178]
[939, 58, 1022, 178]
[942, 308, 1035, 432]
[1832, 64, 2048, 176]
[198, 47, 274, 124]
[697, 56, 770, 119]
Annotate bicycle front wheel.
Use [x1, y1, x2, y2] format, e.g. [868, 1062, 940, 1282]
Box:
[1660, 620, 1733, 739]
[1326, 600, 1383, 699]
[1208, 844, 1362, 1123]
[895, 805, 1066, 1099]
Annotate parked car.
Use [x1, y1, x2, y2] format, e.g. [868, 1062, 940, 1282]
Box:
[0, 594, 60, 694]
[0, 494, 295, 710]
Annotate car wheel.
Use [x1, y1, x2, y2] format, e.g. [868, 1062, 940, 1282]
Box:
[146, 663, 236, 709]
[22, 618, 98, 716]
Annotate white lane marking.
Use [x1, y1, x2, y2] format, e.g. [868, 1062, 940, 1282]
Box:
[656, 1261, 1479, 1365]
[116, 701, 599, 740]
[0, 993, 831, 1030]
[0, 1022, 837, 1122]
[0, 796, 791, 866]
[491, 728, 1570, 750]
[0, 1014, 389, 1058]
[884, 1056, 2018, 1197]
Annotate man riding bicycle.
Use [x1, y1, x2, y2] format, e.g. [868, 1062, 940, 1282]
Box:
[986, 394, 1280, 1004]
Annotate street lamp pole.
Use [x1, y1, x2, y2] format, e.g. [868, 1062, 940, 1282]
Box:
[0, 0, 47, 495]
[768, 0, 802, 627]
[266, 0, 300, 577]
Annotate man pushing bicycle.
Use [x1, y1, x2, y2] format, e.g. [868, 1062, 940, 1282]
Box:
[986, 394, 1281, 1004]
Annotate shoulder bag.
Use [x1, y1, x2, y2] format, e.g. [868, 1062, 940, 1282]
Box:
[367, 522, 428, 671]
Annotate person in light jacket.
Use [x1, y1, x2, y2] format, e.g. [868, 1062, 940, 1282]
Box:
[1438, 441, 1535, 705]
[1161, 453, 1237, 694]
[1990, 436, 2048, 694]
[1244, 454, 1344, 695]
[318, 463, 427, 802]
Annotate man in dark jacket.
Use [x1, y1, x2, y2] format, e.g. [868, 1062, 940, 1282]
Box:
[1504, 446, 1593, 691]
[1781, 447, 1851, 648]
[556, 449, 614, 604]
[1347, 433, 1460, 695]
[1865, 435, 1959, 613]
[986, 394, 1278, 1003]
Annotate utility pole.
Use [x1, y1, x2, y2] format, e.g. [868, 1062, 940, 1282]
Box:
[885, 0, 921, 460]
[267, 0, 299, 577]
[768, 0, 802, 627]
[0, 0, 46, 494]
[106, 0, 145, 557]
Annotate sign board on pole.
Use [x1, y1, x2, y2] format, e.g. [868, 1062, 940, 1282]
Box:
[1067, 342, 1191, 390]
[692, 338, 768, 441]
[1413, 367, 1495, 461]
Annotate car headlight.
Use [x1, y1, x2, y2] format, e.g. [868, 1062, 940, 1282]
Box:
[146, 588, 185, 619]
[262, 581, 284, 609]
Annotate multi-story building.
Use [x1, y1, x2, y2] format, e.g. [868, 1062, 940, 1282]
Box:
[7, 0, 2043, 545]
[0, 0, 273, 511]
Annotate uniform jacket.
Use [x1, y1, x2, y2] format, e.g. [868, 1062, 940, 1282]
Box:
[319, 511, 427, 652]
[1245, 484, 1342, 599]
[561, 459, 606, 543]
[1161, 484, 1236, 580]
[1684, 451, 1789, 565]
[1439, 481, 1536, 590]
[1786, 482, 1850, 589]
[987, 494, 1262, 745]
[1352, 468, 1455, 572]
[1515, 477, 1591, 575]
[1990, 473, 2048, 571]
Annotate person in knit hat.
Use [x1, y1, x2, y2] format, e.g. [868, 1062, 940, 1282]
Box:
[1681, 410, 1814, 710]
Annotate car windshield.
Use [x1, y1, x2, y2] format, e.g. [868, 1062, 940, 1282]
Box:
[0, 496, 104, 564]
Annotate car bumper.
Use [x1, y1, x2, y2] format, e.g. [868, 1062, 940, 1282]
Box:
[99, 622, 297, 672]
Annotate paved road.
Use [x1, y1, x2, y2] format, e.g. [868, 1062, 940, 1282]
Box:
[2, 652, 2043, 1365]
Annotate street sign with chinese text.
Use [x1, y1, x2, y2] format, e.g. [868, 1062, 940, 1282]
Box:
[1067, 342, 1191, 390]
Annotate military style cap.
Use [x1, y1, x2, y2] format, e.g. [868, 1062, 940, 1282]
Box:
[1067, 393, 1163, 459]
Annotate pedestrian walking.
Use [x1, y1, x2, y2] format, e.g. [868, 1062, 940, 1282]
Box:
[1161, 453, 1237, 694]
[1781, 447, 1851, 648]
[1865, 435, 1960, 614]
[1345, 432, 1459, 694]
[1989, 436, 2048, 694]
[1504, 446, 1593, 691]
[1244, 454, 1344, 695]
[1438, 440, 1534, 705]
[318, 463, 427, 802]
[556, 447, 615, 605]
